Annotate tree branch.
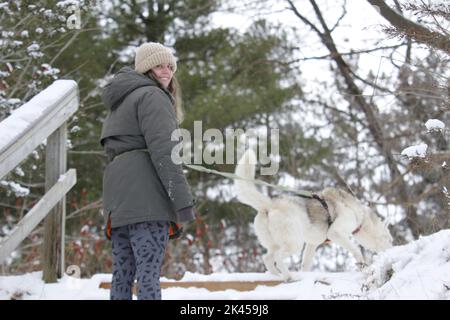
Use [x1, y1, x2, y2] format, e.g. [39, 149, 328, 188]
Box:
[367, 0, 450, 54]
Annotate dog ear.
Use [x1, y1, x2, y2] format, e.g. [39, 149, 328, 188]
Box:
[367, 209, 383, 228]
[368, 208, 383, 222]
[370, 211, 390, 229]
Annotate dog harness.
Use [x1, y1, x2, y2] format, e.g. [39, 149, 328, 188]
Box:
[311, 193, 332, 226]
[295, 193, 333, 226]
[295, 193, 362, 244]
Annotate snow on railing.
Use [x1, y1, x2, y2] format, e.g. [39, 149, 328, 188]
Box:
[0, 80, 78, 283]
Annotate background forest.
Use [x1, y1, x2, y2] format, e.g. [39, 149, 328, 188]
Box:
[0, 0, 448, 279]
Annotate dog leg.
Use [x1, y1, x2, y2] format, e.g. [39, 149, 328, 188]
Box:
[263, 251, 280, 276]
[273, 251, 293, 281]
[301, 243, 318, 272]
[326, 229, 365, 265]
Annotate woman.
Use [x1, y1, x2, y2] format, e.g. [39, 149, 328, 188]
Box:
[100, 42, 195, 300]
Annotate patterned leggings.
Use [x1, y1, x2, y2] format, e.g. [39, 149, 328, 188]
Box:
[110, 221, 169, 300]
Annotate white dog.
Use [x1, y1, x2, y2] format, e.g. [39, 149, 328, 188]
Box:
[234, 149, 393, 280]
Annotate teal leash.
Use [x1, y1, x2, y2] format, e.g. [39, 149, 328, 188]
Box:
[112, 149, 313, 198]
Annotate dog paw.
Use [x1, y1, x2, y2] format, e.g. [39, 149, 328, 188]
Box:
[282, 275, 300, 283]
[267, 269, 280, 277]
[356, 262, 368, 270]
[265, 265, 281, 276]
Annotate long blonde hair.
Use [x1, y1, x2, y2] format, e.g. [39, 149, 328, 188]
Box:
[148, 71, 184, 124]
[167, 75, 184, 124]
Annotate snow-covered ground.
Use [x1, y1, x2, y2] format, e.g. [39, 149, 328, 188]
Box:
[1, 230, 449, 300]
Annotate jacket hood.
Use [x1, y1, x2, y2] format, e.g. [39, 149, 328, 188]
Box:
[102, 66, 161, 111]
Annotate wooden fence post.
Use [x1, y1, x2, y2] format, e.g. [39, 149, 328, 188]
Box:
[42, 122, 67, 283]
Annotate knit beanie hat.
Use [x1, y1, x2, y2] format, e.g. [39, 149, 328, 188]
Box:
[134, 42, 177, 74]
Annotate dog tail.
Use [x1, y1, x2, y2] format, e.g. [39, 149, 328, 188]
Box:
[234, 149, 272, 212]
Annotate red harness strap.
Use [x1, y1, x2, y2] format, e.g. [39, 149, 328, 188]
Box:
[352, 224, 362, 235]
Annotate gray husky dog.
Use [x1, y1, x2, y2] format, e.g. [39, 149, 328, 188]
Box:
[234, 149, 393, 280]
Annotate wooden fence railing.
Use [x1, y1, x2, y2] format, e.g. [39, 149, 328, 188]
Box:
[0, 80, 78, 283]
